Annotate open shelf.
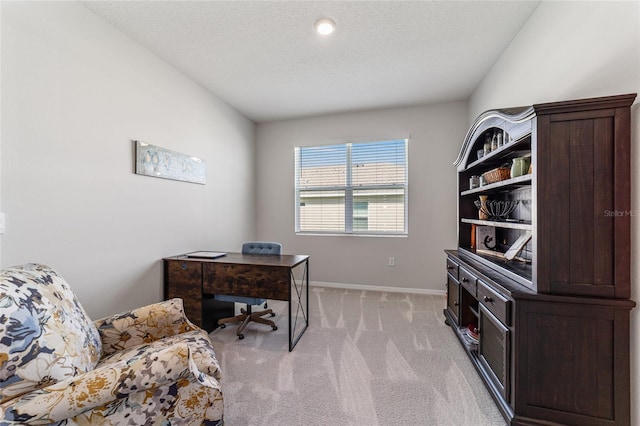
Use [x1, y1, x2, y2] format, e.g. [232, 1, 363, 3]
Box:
[465, 134, 532, 171]
[461, 218, 532, 231]
[458, 326, 479, 347]
[460, 247, 532, 284]
[469, 306, 479, 318]
[444, 308, 479, 355]
[461, 174, 532, 196]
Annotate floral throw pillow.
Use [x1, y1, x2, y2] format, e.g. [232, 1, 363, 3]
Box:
[0, 264, 102, 403]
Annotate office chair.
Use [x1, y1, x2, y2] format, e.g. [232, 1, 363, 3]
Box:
[214, 242, 281, 340]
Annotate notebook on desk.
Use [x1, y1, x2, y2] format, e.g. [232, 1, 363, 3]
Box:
[186, 251, 227, 259]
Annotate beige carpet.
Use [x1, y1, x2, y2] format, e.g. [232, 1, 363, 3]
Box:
[209, 287, 506, 426]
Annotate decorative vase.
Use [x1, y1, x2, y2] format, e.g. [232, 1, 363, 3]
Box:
[478, 195, 489, 220]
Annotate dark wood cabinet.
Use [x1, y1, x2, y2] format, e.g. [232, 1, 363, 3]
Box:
[445, 94, 636, 425]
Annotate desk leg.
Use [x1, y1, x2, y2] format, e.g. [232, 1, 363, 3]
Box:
[289, 258, 309, 351]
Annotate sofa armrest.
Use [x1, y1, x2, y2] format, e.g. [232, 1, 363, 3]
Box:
[94, 298, 199, 356]
[0, 342, 221, 424]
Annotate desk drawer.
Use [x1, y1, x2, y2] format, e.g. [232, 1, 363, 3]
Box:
[203, 263, 290, 301]
[478, 280, 511, 326]
[164, 260, 203, 327]
[458, 266, 477, 298]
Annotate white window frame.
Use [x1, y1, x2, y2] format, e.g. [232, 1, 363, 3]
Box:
[294, 139, 408, 236]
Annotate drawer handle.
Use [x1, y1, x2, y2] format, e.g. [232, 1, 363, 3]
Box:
[454, 302, 459, 306]
[461, 277, 468, 283]
[447, 265, 453, 270]
[483, 296, 493, 303]
[180, 262, 188, 270]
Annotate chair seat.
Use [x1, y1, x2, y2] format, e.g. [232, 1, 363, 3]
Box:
[213, 294, 265, 306]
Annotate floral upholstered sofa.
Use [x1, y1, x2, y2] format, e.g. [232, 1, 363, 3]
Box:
[0, 263, 223, 425]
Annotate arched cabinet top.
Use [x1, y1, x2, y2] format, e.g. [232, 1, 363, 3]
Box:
[454, 106, 535, 171]
[454, 93, 637, 171]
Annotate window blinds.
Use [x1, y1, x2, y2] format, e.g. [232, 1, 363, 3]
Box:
[294, 139, 408, 235]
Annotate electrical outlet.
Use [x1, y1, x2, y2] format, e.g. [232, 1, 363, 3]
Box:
[388, 257, 395, 267]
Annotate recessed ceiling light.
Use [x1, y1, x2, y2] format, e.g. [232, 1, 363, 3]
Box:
[314, 17, 336, 36]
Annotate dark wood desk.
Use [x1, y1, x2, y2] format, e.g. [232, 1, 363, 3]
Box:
[163, 252, 309, 351]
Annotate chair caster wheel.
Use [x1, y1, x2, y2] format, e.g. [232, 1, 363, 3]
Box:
[270, 313, 276, 317]
[238, 334, 244, 340]
[219, 324, 226, 329]
[272, 325, 278, 331]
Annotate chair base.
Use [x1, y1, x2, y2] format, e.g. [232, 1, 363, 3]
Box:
[217, 307, 277, 339]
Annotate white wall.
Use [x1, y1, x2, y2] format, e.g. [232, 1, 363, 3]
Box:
[255, 102, 466, 293]
[468, 1, 640, 424]
[469, 1, 638, 120]
[0, 2, 256, 319]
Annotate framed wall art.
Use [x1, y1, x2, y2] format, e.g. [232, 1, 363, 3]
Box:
[134, 140, 206, 185]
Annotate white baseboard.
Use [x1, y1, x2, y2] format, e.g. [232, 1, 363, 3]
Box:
[309, 280, 446, 296]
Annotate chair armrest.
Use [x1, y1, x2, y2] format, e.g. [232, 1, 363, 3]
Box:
[94, 298, 199, 356]
[0, 342, 221, 424]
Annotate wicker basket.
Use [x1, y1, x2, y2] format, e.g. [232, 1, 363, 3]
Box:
[483, 167, 511, 184]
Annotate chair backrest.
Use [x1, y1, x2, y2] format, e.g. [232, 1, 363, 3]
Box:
[0, 264, 102, 404]
[242, 242, 282, 255]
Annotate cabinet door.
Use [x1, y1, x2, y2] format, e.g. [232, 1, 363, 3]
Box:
[516, 298, 633, 425]
[446, 274, 460, 325]
[537, 100, 632, 298]
[479, 304, 510, 401]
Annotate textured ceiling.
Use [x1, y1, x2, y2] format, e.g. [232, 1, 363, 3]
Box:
[82, 1, 540, 122]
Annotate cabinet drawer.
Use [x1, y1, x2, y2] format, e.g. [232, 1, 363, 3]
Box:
[446, 257, 459, 280]
[459, 266, 477, 298]
[478, 280, 511, 326]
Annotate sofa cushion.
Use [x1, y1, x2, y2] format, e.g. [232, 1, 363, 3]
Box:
[0, 264, 102, 403]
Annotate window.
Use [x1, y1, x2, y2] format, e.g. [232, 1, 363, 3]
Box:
[294, 139, 408, 235]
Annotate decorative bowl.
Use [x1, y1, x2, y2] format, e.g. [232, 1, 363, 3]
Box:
[474, 199, 519, 220]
